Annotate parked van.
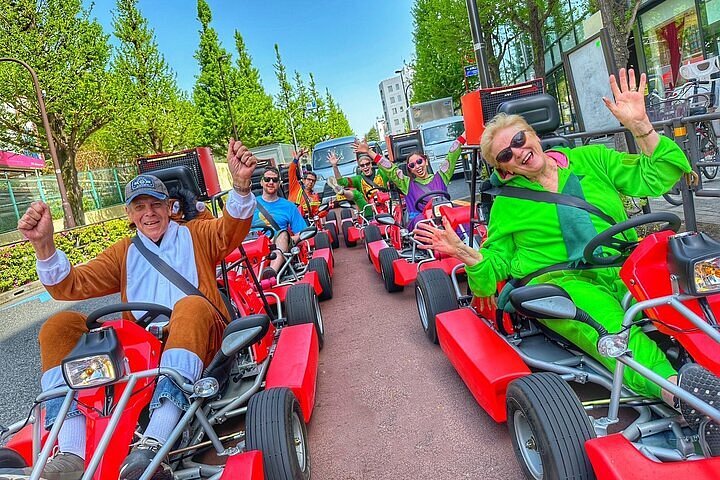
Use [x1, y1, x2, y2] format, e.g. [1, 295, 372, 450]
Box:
[419, 116, 466, 175]
[310, 136, 358, 201]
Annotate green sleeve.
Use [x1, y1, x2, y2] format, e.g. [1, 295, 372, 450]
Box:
[376, 157, 410, 193]
[339, 175, 363, 190]
[567, 136, 690, 198]
[337, 176, 350, 188]
[464, 209, 516, 297]
[438, 139, 463, 185]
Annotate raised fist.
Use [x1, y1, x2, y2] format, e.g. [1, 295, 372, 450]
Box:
[17, 201, 55, 246]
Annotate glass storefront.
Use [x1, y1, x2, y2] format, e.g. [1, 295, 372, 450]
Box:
[639, 0, 704, 95]
[698, 0, 720, 56]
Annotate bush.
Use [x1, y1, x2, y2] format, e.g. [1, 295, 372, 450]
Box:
[0, 218, 132, 293]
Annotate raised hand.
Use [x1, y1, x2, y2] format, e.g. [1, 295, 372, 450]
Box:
[327, 151, 339, 166]
[292, 147, 308, 160]
[352, 138, 370, 155]
[18, 201, 56, 258]
[227, 138, 257, 191]
[413, 216, 462, 256]
[603, 68, 649, 132]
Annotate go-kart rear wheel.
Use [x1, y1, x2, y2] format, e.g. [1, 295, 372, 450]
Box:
[415, 269, 458, 344]
[314, 231, 331, 250]
[307, 257, 333, 301]
[506, 373, 596, 480]
[246, 387, 310, 480]
[379, 247, 403, 293]
[340, 208, 353, 220]
[364, 224, 382, 262]
[325, 222, 339, 249]
[285, 283, 324, 349]
[342, 221, 357, 248]
[0, 447, 28, 469]
[326, 210, 336, 222]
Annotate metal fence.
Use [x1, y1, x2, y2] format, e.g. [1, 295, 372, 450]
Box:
[0, 165, 137, 234]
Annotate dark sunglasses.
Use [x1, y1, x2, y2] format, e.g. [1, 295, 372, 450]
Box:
[262, 176, 279, 183]
[359, 162, 372, 168]
[407, 157, 424, 169]
[495, 130, 527, 164]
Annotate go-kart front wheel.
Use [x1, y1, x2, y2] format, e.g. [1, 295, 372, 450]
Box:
[364, 225, 382, 262]
[285, 283, 324, 349]
[342, 221, 357, 248]
[307, 257, 333, 301]
[0, 447, 28, 469]
[314, 231, 331, 250]
[324, 222, 339, 249]
[246, 388, 310, 480]
[379, 247, 403, 293]
[415, 269, 457, 344]
[506, 373, 596, 480]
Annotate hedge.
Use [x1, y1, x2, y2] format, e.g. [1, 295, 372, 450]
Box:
[0, 219, 132, 293]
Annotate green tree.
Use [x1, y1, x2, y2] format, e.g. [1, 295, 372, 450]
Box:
[104, 0, 200, 163]
[0, 0, 119, 225]
[501, 0, 562, 78]
[273, 44, 298, 147]
[596, 0, 641, 71]
[366, 126, 380, 142]
[324, 89, 353, 138]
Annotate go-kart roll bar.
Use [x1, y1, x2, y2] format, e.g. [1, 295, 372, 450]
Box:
[30, 390, 74, 480]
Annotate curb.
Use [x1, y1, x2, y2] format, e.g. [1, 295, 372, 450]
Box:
[0, 280, 46, 307]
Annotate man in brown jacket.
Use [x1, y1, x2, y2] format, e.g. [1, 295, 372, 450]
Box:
[16, 139, 257, 480]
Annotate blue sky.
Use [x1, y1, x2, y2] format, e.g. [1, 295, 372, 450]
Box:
[85, 0, 415, 139]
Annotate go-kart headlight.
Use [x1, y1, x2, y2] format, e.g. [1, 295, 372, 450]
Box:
[62, 328, 125, 390]
[693, 256, 720, 294]
[669, 232, 720, 296]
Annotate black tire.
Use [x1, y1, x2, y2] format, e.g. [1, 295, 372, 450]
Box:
[340, 208, 353, 220]
[415, 269, 458, 344]
[506, 373, 596, 480]
[342, 221, 357, 248]
[0, 447, 28, 468]
[325, 222, 339, 249]
[702, 165, 718, 180]
[246, 388, 310, 480]
[663, 192, 683, 206]
[364, 224, 382, 262]
[378, 247, 403, 293]
[285, 283, 324, 349]
[314, 231, 330, 250]
[307, 257, 333, 301]
[326, 210, 336, 222]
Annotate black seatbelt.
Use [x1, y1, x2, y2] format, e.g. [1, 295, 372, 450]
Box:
[483, 185, 617, 226]
[255, 201, 283, 232]
[131, 236, 228, 322]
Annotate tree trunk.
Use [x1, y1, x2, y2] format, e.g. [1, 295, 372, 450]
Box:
[528, 4, 546, 79]
[482, 27, 501, 87]
[57, 144, 86, 227]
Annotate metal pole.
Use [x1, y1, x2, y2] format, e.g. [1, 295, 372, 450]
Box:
[216, 55, 239, 140]
[0, 57, 76, 227]
[464, 0, 492, 89]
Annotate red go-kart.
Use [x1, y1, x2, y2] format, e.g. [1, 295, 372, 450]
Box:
[417, 212, 720, 479]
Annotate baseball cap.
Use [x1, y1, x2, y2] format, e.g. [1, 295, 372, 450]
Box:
[125, 174, 169, 205]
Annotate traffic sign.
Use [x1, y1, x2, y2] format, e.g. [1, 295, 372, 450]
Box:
[464, 65, 479, 78]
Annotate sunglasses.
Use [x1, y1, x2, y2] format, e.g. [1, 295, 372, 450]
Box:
[359, 162, 372, 168]
[495, 130, 527, 164]
[262, 176, 279, 183]
[407, 157, 424, 170]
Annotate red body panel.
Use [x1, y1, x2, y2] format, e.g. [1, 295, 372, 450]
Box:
[437, 309, 530, 422]
[368, 240, 390, 273]
[265, 324, 319, 422]
[621, 231, 720, 374]
[586, 434, 720, 479]
[347, 225, 363, 243]
[220, 450, 265, 479]
[392, 257, 463, 286]
[6, 412, 47, 466]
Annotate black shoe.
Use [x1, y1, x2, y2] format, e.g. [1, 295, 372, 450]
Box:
[678, 363, 720, 457]
[260, 266, 277, 280]
[119, 437, 172, 480]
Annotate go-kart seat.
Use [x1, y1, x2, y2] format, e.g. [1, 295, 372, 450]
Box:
[151, 165, 204, 199]
[203, 314, 271, 390]
[496, 94, 572, 150]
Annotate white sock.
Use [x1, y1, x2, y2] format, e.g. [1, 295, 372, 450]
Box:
[144, 349, 203, 445]
[143, 399, 182, 445]
[41, 366, 86, 460]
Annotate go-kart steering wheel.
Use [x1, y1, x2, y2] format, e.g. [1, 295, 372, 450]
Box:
[85, 302, 173, 329]
[583, 212, 681, 266]
[413, 190, 452, 212]
[251, 223, 276, 239]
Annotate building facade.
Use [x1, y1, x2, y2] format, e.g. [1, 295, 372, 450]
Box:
[379, 75, 410, 135]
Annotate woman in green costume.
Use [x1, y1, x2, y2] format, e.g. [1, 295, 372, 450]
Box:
[326, 151, 391, 215]
[415, 68, 720, 420]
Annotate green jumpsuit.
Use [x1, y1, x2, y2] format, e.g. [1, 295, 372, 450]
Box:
[337, 170, 391, 214]
[465, 136, 691, 398]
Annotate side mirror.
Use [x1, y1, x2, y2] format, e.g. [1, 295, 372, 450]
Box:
[338, 201, 352, 209]
[299, 226, 318, 241]
[318, 203, 329, 213]
[375, 214, 396, 226]
[508, 284, 576, 320]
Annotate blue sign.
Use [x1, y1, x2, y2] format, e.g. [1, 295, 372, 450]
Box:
[464, 65, 479, 78]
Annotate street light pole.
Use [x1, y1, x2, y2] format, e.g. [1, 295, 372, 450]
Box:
[464, 0, 492, 89]
[0, 57, 76, 227]
[394, 68, 411, 131]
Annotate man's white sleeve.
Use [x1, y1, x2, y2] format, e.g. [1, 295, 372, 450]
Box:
[36, 250, 71, 286]
[225, 190, 257, 219]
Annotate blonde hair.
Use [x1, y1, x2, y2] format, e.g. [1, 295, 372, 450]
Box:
[480, 113, 535, 167]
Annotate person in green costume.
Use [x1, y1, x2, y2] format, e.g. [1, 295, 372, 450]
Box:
[326, 150, 391, 216]
[414, 68, 717, 410]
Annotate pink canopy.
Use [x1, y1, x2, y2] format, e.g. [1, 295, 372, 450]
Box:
[0, 150, 45, 170]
